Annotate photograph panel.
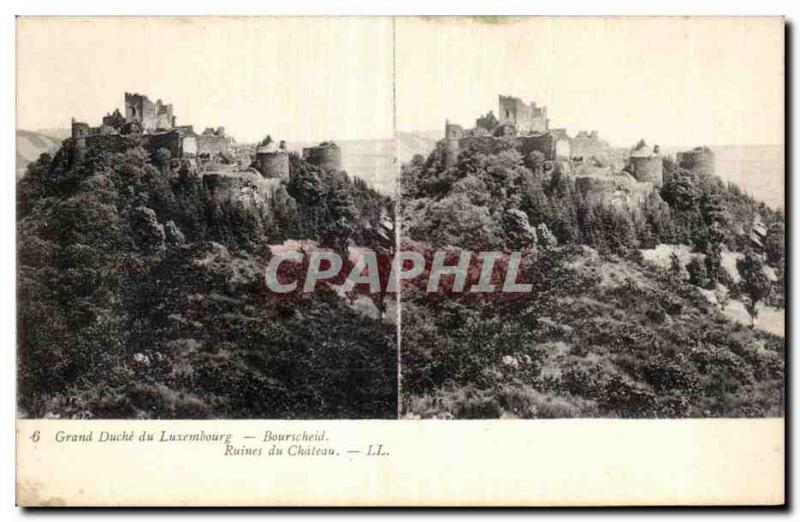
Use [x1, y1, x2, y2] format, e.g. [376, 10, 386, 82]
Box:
[396, 17, 785, 419]
[16, 16, 398, 419]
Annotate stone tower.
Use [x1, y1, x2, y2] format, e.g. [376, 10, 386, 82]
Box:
[302, 142, 342, 171]
[443, 120, 465, 168]
[677, 146, 715, 177]
[628, 143, 664, 187]
[498, 95, 548, 134]
[124, 92, 175, 132]
[254, 140, 290, 180]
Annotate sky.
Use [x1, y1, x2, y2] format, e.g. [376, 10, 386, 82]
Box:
[17, 17, 395, 143]
[18, 17, 783, 148]
[396, 17, 784, 148]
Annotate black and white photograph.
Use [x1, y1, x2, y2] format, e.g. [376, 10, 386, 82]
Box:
[396, 17, 785, 419]
[16, 17, 398, 420]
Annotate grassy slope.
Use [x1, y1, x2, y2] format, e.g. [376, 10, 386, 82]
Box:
[403, 246, 783, 419]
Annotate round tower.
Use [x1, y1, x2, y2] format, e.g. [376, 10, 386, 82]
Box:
[302, 142, 342, 171]
[677, 147, 715, 177]
[444, 120, 464, 168]
[628, 143, 663, 187]
[70, 118, 90, 161]
[629, 156, 663, 186]
[254, 150, 290, 180]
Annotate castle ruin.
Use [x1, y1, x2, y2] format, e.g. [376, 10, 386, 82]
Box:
[124, 93, 175, 132]
[443, 95, 613, 168]
[498, 95, 548, 134]
[442, 95, 672, 209]
[570, 130, 609, 160]
[70, 93, 232, 164]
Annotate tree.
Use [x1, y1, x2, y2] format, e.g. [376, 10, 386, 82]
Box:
[704, 245, 722, 288]
[669, 252, 683, 280]
[154, 147, 172, 174]
[661, 170, 697, 211]
[736, 251, 771, 327]
[130, 206, 166, 254]
[502, 209, 538, 249]
[686, 257, 708, 288]
[525, 150, 546, 175]
[764, 218, 785, 268]
[475, 111, 499, 132]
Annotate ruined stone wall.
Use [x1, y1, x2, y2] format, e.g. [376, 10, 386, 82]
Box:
[141, 130, 183, 159]
[125, 92, 174, 131]
[498, 96, 547, 134]
[182, 135, 198, 156]
[570, 133, 608, 159]
[125, 93, 154, 130]
[155, 112, 174, 130]
[530, 106, 548, 133]
[498, 96, 531, 131]
[196, 135, 229, 156]
[102, 110, 126, 130]
[555, 138, 571, 159]
[515, 134, 556, 160]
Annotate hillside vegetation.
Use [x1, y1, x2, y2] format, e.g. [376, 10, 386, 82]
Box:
[18, 139, 397, 419]
[400, 139, 785, 418]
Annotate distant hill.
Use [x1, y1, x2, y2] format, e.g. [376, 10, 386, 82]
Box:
[34, 128, 71, 141]
[16, 129, 64, 179]
[397, 131, 438, 163]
